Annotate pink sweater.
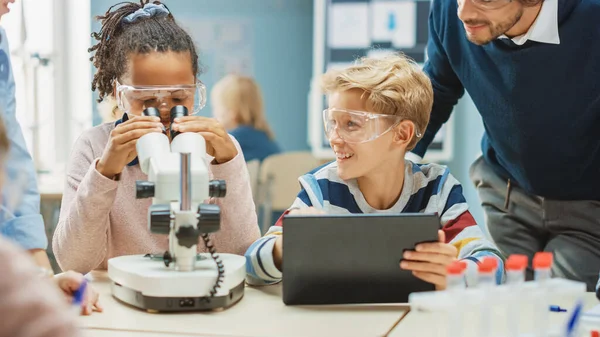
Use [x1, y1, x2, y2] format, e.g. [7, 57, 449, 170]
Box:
[0, 237, 79, 337]
[53, 123, 260, 274]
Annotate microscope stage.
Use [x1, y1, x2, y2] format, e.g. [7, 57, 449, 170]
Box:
[108, 253, 246, 312]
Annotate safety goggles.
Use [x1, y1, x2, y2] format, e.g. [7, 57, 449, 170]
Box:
[115, 80, 207, 115]
[323, 108, 419, 144]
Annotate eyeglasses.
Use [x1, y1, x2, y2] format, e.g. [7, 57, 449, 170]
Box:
[323, 108, 420, 144]
[115, 80, 207, 115]
[468, 0, 513, 10]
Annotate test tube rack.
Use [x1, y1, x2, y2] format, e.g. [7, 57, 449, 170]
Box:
[408, 278, 586, 337]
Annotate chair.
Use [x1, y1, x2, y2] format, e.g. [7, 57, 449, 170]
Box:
[246, 159, 261, 205]
[258, 151, 321, 233]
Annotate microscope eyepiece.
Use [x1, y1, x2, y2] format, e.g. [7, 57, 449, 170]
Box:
[143, 107, 160, 118]
[170, 106, 189, 139]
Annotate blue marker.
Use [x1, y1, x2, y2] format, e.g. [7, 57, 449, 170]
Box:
[72, 279, 87, 314]
[550, 305, 567, 313]
[564, 300, 583, 337]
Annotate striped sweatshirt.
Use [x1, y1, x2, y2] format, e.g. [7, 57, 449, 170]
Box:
[245, 160, 504, 286]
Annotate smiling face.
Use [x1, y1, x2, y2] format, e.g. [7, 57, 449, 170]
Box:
[457, 0, 526, 45]
[327, 89, 403, 181]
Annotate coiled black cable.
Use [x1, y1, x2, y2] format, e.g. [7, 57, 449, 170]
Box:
[200, 233, 224, 302]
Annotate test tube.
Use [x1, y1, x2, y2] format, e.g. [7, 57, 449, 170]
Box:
[477, 257, 498, 337]
[506, 254, 528, 285]
[477, 257, 498, 288]
[446, 260, 467, 290]
[532, 252, 553, 337]
[505, 255, 528, 337]
[533, 252, 553, 282]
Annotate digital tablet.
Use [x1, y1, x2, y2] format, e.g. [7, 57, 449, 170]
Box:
[282, 213, 440, 305]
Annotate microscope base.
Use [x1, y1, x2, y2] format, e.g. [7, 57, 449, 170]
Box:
[108, 253, 246, 312]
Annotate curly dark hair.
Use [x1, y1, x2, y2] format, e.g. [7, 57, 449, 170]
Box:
[88, 0, 200, 103]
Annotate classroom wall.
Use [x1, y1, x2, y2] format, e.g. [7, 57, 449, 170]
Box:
[89, 0, 487, 227]
[90, 0, 314, 152]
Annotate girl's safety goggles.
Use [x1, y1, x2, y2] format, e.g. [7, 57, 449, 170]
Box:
[115, 80, 207, 115]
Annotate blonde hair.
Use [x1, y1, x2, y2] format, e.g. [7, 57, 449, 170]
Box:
[211, 74, 274, 139]
[320, 53, 433, 150]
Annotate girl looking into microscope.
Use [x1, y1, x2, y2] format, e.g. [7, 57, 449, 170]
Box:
[53, 0, 260, 274]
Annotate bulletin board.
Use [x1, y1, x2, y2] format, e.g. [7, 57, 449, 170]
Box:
[308, 0, 454, 162]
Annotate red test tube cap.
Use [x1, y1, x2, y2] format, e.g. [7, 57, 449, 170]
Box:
[506, 254, 528, 271]
[478, 257, 498, 273]
[591, 330, 599, 337]
[447, 261, 466, 275]
[533, 252, 553, 269]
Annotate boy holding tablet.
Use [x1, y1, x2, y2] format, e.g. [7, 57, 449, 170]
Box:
[246, 54, 503, 290]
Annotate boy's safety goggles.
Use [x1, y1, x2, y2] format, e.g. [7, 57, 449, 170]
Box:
[323, 108, 420, 144]
[115, 81, 207, 115]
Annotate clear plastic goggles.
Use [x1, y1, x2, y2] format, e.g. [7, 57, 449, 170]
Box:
[115, 81, 207, 116]
[323, 108, 416, 144]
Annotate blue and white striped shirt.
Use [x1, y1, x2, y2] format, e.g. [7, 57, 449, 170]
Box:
[245, 160, 504, 287]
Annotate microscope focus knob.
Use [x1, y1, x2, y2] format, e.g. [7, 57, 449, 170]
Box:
[197, 204, 221, 233]
[209, 180, 226, 198]
[148, 204, 171, 234]
[175, 226, 200, 249]
[136, 181, 155, 199]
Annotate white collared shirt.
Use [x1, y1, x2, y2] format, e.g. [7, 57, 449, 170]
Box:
[498, 0, 560, 45]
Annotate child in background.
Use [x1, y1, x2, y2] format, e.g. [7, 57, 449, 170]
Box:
[211, 74, 281, 162]
[53, 1, 259, 274]
[0, 117, 82, 337]
[245, 54, 504, 289]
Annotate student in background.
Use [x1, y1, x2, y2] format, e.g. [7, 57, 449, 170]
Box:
[0, 0, 53, 272]
[53, 1, 259, 274]
[211, 74, 281, 162]
[245, 54, 504, 289]
[0, 117, 98, 337]
[0, 238, 81, 337]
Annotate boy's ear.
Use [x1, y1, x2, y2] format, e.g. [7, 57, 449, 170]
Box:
[393, 120, 415, 148]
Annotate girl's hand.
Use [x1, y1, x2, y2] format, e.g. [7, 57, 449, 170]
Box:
[171, 116, 238, 164]
[97, 116, 163, 179]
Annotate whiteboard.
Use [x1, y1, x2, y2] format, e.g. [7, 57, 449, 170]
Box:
[308, 0, 454, 162]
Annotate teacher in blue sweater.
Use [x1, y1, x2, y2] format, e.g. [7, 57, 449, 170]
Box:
[411, 0, 600, 290]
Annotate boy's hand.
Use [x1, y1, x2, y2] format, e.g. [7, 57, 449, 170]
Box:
[54, 271, 103, 315]
[399, 230, 458, 290]
[273, 235, 283, 271]
[273, 207, 325, 269]
[171, 116, 238, 164]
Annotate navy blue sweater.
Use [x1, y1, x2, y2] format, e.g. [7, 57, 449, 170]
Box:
[413, 0, 600, 200]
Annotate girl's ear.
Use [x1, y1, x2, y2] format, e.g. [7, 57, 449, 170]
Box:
[393, 120, 415, 148]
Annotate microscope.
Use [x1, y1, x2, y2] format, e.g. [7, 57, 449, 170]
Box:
[108, 106, 246, 312]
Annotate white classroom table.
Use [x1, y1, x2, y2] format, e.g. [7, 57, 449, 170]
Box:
[80, 272, 408, 337]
